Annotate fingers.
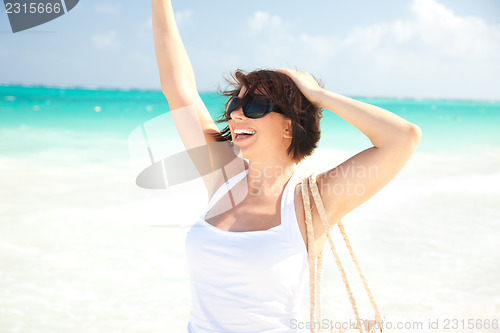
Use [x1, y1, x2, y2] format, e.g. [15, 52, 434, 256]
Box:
[276, 68, 317, 86]
[276, 68, 310, 78]
[275, 68, 293, 76]
[275, 68, 312, 85]
[276, 68, 305, 82]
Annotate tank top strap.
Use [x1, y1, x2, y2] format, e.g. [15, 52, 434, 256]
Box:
[279, 171, 298, 225]
[280, 170, 305, 251]
[205, 169, 249, 214]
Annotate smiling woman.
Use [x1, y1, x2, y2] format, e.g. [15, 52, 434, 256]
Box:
[211, 69, 324, 165]
[151, 0, 421, 332]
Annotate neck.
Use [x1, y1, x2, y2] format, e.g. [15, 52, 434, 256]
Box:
[246, 158, 295, 199]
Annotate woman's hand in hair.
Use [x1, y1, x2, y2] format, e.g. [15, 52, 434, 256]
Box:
[275, 68, 325, 106]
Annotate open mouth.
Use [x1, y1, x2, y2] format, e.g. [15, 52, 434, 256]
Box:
[234, 128, 256, 141]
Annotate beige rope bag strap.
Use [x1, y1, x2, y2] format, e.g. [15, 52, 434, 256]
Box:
[301, 173, 386, 333]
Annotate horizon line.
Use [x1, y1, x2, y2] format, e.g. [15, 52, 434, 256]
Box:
[1, 82, 499, 103]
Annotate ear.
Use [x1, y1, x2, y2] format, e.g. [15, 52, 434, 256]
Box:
[283, 119, 293, 139]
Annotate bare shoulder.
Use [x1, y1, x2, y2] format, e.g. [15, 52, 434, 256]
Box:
[205, 155, 249, 201]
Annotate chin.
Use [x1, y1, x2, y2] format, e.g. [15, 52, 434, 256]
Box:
[232, 143, 254, 161]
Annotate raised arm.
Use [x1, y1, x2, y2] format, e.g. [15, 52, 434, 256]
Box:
[151, 0, 196, 107]
[277, 69, 422, 256]
[151, 0, 242, 194]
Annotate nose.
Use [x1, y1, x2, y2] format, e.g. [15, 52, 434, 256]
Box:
[230, 107, 248, 120]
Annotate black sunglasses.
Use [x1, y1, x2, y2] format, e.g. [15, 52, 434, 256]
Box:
[225, 95, 282, 119]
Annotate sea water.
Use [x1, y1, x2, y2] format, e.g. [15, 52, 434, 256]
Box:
[1, 85, 499, 332]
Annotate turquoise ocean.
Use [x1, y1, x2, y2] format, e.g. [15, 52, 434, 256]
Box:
[1, 85, 499, 332]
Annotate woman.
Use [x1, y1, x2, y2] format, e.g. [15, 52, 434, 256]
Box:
[152, 0, 422, 332]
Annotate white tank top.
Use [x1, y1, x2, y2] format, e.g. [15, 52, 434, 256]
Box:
[185, 169, 309, 332]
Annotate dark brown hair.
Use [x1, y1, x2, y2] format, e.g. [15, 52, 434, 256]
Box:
[211, 68, 324, 164]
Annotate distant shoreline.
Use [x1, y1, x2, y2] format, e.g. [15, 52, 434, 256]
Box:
[1, 83, 499, 103]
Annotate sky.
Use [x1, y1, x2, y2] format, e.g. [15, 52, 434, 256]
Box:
[0, 0, 499, 100]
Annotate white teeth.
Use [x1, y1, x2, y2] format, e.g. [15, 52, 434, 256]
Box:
[234, 128, 256, 135]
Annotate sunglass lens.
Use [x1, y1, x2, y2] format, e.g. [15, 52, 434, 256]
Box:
[245, 99, 271, 118]
[225, 97, 240, 118]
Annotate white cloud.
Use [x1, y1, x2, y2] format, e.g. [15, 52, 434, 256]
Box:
[344, 0, 500, 61]
[297, 33, 337, 60]
[94, 3, 121, 15]
[91, 31, 120, 50]
[414, 0, 500, 59]
[244, 11, 337, 71]
[392, 20, 414, 43]
[244, 0, 500, 99]
[248, 11, 286, 34]
[174, 9, 194, 29]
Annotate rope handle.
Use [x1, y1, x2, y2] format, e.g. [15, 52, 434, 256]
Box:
[301, 173, 385, 333]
